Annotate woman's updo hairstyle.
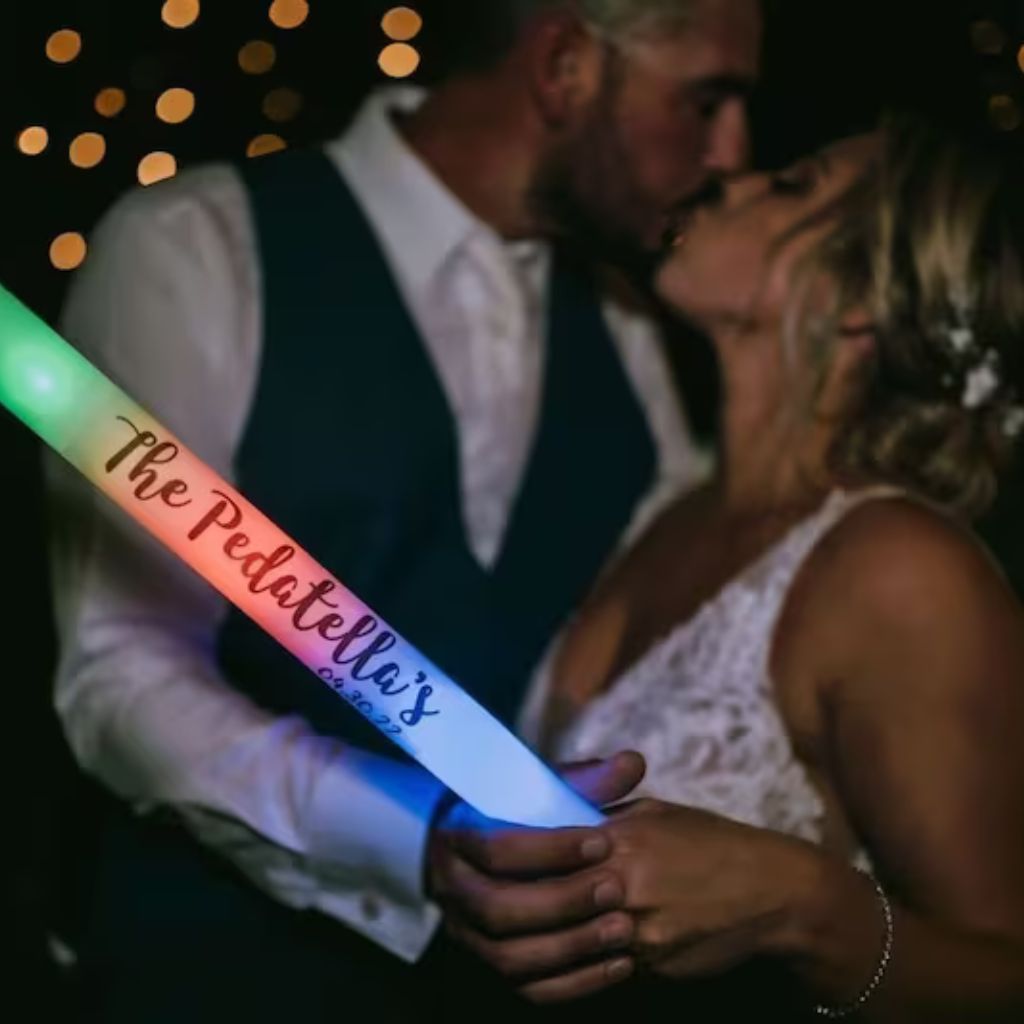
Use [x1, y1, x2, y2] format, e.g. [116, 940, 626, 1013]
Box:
[807, 115, 1024, 518]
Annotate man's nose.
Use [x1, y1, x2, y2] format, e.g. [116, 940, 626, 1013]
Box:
[704, 98, 751, 176]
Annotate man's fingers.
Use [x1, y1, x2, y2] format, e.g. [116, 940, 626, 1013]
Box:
[446, 908, 634, 980]
[447, 819, 613, 877]
[560, 751, 646, 807]
[518, 956, 636, 1004]
[436, 854, 624, 936]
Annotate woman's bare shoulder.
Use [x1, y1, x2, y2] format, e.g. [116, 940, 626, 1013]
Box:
[814, 496, 1014, 620]
[776, 494, 1024, 706]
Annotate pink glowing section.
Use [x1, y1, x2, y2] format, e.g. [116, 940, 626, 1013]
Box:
[65, 402, 602, 828]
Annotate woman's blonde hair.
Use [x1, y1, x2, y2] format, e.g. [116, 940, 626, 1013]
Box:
[800, 116, 1024, 518]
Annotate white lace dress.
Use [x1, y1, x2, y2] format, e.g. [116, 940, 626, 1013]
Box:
[553, 489, 895, 856]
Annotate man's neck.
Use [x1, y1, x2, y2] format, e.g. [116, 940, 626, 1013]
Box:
[397, 82, 545, 240]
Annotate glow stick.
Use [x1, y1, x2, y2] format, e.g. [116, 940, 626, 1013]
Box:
[0, 284, 601, 828]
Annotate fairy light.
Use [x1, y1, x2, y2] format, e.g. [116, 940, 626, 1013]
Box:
[989, 94, 1021, 132]
[138, 151, 178, 186]
[69, 132, 106, 170]
[46, 29, 82, 64]
[238, 40, 277, 75]
[162, 0, 201, 29]
[382, 7, 423, 42]
[379, 43, 420, 78]
[268, 0, 310, 30]
[247, 133, 287, 158]
[156, 88, 196, 124]
[49, 234, 88, 271]
[262, 87, 303, 123]
[95, 88, 128, 118]
[17, 127, 49, 156]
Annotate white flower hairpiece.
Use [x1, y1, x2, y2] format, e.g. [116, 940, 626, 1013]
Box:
[1001, 406, 1024, 439]
[938, 302, 1024, 438]
[962, 350, 1001, 410]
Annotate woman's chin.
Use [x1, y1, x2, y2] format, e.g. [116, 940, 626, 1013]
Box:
[654, 259, 699, 321]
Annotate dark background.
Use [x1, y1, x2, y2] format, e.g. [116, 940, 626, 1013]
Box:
[3, 0, 1024, 998]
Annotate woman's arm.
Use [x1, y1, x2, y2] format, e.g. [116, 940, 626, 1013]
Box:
[766, 498, 1024, 1021]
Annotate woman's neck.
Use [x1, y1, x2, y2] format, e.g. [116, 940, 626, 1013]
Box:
[714, 332, 837, 522]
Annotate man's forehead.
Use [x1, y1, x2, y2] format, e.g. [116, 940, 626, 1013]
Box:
[625, 0, 762, 82]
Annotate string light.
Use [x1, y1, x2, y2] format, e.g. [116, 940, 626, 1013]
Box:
[95, 88, 127, 118]
[156, 87, 196, 124]
[50, 233, 87, 271]
[379, 42, 420, 79]
[161, 0, 201, 29]
[46, 29, 82, 64]
[16, 127, 49, 156]
[989, 94, 1021, 132]
[970, 19, 1005, 56]
[138, 151, 178, 186]
[69, 133, 106, 170]
[382, 7, 423, 42]
[247, 134, 288, 158]
[262, 87, 303, 123]
[269, 0, 309, 29]
[238, 40, 277, 75]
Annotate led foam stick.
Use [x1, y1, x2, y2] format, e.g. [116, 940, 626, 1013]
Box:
[0, 284, 601, 828]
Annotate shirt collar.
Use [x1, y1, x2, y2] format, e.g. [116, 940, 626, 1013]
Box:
[327, 87, 494, 300]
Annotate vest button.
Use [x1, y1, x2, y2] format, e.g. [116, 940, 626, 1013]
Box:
[360, 894, 382, 921]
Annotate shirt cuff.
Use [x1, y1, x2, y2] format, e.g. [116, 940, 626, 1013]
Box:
[304, 748, 448, 961]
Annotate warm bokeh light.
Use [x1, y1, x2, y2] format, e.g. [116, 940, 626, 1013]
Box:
[162, 0, 201, 28]
[382, 7, 423, 42]
[269, 0, 310, 29]
[46, 29, 82, 64]
[971, 19, 1005, 55]
[156, 87, 196, 124]
[247, 134, 287, 158]
[50, 233, 88, 271]
[95, 87, 128, 118]
[1018, 43, 1024, 75]
[262, 87, 304, 123]
[138, 151, 178, 186]
[238, 40, 277, 74]
[989, 94, 1021, 132]
[69, 133, 106, 170]
[17, 127, 49, 156]
[378, 42, 421, 78]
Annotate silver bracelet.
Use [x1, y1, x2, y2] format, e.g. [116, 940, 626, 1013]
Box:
[814, 874, 894, 1019]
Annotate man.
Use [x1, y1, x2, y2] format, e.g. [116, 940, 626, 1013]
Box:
[48, 0, 760, 1019]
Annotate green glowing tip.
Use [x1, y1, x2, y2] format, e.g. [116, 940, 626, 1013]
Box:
[0, 284, 115, 452]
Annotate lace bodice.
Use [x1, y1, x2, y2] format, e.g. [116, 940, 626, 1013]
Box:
[554, 489, 896, 853]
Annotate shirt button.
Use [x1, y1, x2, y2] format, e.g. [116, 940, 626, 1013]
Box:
[360, 894, 382, 921]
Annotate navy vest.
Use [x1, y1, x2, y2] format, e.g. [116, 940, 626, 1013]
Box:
[218, 150, 656, 758]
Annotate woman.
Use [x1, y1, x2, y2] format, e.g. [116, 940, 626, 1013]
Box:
[548, 117, 1024, 1017]
[434, 117, 1024, 1020]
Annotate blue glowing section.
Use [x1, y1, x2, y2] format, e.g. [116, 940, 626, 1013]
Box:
[395, 671, 604, 827]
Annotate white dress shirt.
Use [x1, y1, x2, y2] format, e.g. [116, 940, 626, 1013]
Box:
[47, 87, 707, 963]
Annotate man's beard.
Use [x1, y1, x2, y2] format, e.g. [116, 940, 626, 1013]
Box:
[528, 90, 663, 286]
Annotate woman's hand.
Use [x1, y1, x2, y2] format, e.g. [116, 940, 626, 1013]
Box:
[601, 797, 811, 979]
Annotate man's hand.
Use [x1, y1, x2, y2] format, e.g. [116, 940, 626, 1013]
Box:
[428, 751, 645, 1003]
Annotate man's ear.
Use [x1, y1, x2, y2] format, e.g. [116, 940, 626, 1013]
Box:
[521, 12, 605, 126]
